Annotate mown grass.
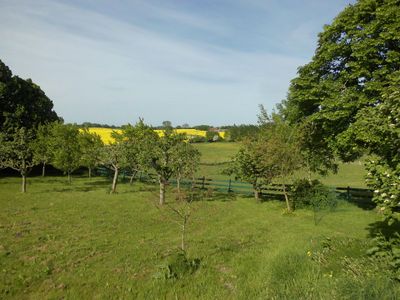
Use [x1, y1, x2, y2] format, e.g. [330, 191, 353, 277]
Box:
[1, 175, 398, 299]
[194, 142, 367, 187]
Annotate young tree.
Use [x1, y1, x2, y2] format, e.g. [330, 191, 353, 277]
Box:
[173, 142, 201, 194]
[225, 139, 274, 201]
[259, 115, 303, 212]
[151, 128, 187, 205]
[79, 128, 104, 179]
[0, 127, 37, 192]
[32, 123, 54, 177]
[164, 193, 195, 252]
[101, 130, 128, 194]
[49, 123, 82, 184]
[121, 119, 158, 184]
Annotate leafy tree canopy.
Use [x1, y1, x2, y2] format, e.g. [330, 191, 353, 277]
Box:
[0, 59, 60, 132]
[280, 0, 400, 162]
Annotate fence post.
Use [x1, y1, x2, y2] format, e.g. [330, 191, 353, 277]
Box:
[228, 178, 232, 193]
[347, 186, 350, 200]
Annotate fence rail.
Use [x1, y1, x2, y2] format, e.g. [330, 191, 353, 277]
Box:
[96, 167, 374, 206]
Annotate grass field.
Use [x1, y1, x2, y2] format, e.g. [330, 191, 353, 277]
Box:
[194, 142, 367, 187]
[1, 143, 396, 299]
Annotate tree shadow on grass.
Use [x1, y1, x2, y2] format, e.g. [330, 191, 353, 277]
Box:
[83, 180, 110, 187]
[199, 191, 237, 202]
[40, 181, 110, 193]
[366, 219, 400, 240]
[335, 192, 375, 211]
[43, 186, 99, 193]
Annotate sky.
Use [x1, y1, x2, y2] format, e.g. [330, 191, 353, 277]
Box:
[0, 0, 355, 127]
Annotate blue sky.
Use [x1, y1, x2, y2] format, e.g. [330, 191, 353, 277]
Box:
[0, 0, 354, 126]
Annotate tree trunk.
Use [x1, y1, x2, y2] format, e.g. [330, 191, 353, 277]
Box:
[42, 162, 46, 177]
[111, 168, 119, 194]
[282, 184, 292, 212]
[129, 171, 137, 185]
[159, 178, 166, 205]
[181, 216, 187, 252]
[177, 175, 181, 194]
[67, 171, 72, 184]
[21, 173, 27, 193]
[88, 166, 92, 179]
[253, 183, 260, 201]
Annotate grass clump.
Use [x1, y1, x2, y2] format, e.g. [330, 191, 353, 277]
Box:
[156, 251, 201, 280]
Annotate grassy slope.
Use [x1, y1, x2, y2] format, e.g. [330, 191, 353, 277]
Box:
[1, 176, 398, 299]
[194, 142, 367, 187]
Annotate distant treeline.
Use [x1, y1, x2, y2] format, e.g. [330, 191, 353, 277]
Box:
[222, 124, 259, 141]
[78, 122, 122, 129]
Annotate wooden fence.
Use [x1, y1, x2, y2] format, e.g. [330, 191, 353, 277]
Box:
[96, 167, 374, 207]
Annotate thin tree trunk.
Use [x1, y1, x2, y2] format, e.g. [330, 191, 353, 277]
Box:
[68, 171, 72, 184]
[111, 168, 119, 194]
[253, 183, 260, 201]
[307, 158, 312, 183]
[21, 173, 27, 193]
[129, 170, 137, 185]
[181, 216, 187, 252]
[159, 178, 166, 205]
[282, 184, 292, 212]
[88, 166, 92, 179]
[42, 162, 46, 177]
[177, 175, 181, 194]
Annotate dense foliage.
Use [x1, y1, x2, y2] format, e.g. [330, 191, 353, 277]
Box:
[280, 0, 400, 273]
[0, 59, 59, 132]
[0, 128, 36, 192]
[223, 124, 260, 141]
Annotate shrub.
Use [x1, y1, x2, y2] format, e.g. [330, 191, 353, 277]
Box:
[291, 179, 337, 224]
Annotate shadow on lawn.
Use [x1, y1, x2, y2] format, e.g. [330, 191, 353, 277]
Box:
[366, 219, 400, 240]
[333, 193, 375, 211]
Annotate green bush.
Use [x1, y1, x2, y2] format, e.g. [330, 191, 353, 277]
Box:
[291, 179, 337, 224]
[367, 230, 400, 281]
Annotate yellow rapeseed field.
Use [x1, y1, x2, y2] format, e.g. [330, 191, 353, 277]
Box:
[84, 127, 225, 144]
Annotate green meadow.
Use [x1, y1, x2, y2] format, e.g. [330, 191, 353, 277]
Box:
[0, 143, 397, 299]
[194, 142, 367, 187]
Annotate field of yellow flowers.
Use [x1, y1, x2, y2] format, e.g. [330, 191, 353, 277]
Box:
[86, 127, 225, 144]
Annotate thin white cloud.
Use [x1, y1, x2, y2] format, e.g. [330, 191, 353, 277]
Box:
[0, 0, 306, 125]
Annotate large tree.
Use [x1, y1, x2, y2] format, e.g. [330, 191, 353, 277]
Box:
[0, 59, 59, 132]
[281, 0, 399, 206]
[279, 0, 399, 268]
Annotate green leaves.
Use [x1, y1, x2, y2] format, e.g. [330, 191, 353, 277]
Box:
[282, 0, 400, 163]
[49, 123, 82, 178]
[0, 59, 59, 132]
